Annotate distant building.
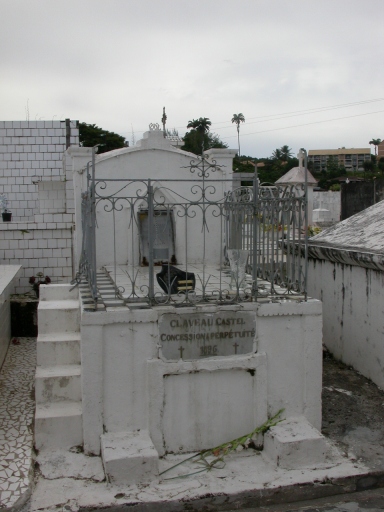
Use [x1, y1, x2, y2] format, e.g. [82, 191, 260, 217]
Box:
[308, 148, 371, 173]
[377, 140, 384, 160]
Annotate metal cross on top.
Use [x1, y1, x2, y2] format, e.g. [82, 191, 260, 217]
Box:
[161, 107, 167, 136]
[297, 148, 305, 167]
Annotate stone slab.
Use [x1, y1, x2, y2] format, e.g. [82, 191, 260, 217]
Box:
[101, 430, 159, 485]
[264, 416, 328, 469]
[37, 449, 105, 482]
[31, 447, 376, 512]
[159, 310, 256, 360]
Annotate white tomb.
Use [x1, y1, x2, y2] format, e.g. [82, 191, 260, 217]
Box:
[35, 125, 326, 486]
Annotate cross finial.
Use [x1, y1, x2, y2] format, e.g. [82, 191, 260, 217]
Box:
[161, 107, 167, 137]
[297, 149, 305, 167]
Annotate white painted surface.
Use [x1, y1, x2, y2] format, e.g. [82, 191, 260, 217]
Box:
[35, 401, 83, 450]
[35, 284, 83, 450]
[69, 129, 236, 270]
[264, 416, 327, 469]
[37, 449, 105, 482]
[311, 199, 384, 252]
[307, 257, 384, 389]
[275, 165, 317, 226]
[30, 446, 368, 512]
[0, 120, 78, 293]
[0, 120, 78, 221]
[0, 265, 22, 367]
[80, 300, 323, 456]
[101, 430, 159, 484]
[313, 191, 340, 223]
[38, 300, 80, 334]
[148, 352, 267, 454]
[257, 300, 323, 430]
[38, 181, 66, 213]
[306, 202, 384, 389]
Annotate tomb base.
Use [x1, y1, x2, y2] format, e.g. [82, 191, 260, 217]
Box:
[101, 430, 159, 484]
[264, 416, 328, 469]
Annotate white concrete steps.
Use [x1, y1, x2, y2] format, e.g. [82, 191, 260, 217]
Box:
[39, 283, 79, 302]
[37, 332, 81, 365]
[35, 401, 83, 450]
[38, 300, 80, 334]
[35, 364, 82, 403]
[35, 284, 83, 451]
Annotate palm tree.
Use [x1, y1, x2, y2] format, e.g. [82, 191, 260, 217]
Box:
[187, 117, 212, 154]
[231, 113, 245, 157]
[271, 148, 282, 160]
[280, 145, 293, 161]
[369, 138, 382, 156]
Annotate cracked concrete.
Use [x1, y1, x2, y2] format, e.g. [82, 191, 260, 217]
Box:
[3, 344, 384, 511]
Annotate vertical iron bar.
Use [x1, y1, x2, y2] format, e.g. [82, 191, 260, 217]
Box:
[90, 147, 97, 303]
[252, 171, 258, 299]
[303, 148, 308, 300]
[147, 180, 154, 303]
[113, 205, 117, 297]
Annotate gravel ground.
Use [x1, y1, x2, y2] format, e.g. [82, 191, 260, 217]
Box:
[322, 349, 384, 471]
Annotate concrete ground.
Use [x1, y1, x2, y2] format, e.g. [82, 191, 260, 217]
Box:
[2, 342, 384, 511]
[227, 488, 384, 511]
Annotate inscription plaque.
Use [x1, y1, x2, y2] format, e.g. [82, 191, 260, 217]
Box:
[159, 312, 256, 360]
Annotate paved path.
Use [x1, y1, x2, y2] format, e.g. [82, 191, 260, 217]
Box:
[1, 339, 384, 511]
[0, 337, 36, 509]
[227, 488, 384, 511]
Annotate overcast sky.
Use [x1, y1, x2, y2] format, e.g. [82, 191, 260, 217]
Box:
[1, 0, 383, 158]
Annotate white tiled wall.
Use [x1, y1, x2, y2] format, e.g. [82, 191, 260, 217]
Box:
[0, 120, 78, 221]
[0, 222, 73, 294]
[0, 120, 79, 292]
[38, 181, 66, 213]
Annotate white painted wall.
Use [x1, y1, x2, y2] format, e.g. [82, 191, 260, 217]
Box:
[313, 191, 340, 223]
[80, 299, 322, 456]
[0, 120, 78, 293]
[0, 265, 22, 367]
[0, 222, 73, 294]
[0, 120, 78, 221]
[69, 129, 237, 269]
[307, 257, 384, 389]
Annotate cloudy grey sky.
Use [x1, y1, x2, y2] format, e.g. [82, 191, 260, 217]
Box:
[1, 0, 383, 158]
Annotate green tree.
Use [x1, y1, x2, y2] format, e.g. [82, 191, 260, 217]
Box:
[257, 146, 299, 183]
[326, 156, 340, 179]
[378, 157, 384, 175]
[363, 160, 375, 175]
[271, 145, 293, 162]
[369, 138, 382, 156]
[280, 145, 293, 161]
[271, 148, 282, 160]
[182, 117, 227, 154]
[79, 122, 128, 154]
[231, 113, 245, 157]
[185, 117, 212, 155]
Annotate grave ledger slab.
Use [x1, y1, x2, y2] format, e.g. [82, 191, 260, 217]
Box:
[159, 311, 256, 360]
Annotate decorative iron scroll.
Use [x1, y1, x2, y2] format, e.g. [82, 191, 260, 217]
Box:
[77, 154, 308, 308]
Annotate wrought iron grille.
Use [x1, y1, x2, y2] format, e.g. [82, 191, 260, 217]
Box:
[75, 155, 308, 307]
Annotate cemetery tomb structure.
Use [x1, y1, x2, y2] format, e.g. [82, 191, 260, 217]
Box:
[35, 127, 327, 486]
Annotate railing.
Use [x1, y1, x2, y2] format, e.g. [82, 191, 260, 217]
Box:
[75, 155, 308, 307]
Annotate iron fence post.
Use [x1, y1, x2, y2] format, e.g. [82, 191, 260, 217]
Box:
[90, 147, 97, 302]
[147, 180, 155, 303]
[252, 171, 259, 299]
[302, 147, 308, 300]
